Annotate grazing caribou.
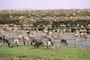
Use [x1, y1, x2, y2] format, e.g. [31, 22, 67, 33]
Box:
[47, 38, 54, 48]
[13, 38, 19, 47]
[0, 36, 10, 47]
[60, 39, 68, 46]
[31, 37, 43, 48]
[22, 36, 30, 46]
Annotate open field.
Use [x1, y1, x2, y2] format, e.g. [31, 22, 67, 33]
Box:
[0, 46, 90, 60]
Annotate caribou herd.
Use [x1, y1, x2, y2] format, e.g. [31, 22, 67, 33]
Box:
[0, 24, 88, 48]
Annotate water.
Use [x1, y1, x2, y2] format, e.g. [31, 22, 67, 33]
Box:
[1, 30, 90, 48]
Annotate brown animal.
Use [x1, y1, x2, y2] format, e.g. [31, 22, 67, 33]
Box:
[31, 37, 43, 48]
[47, 38, 54, 48]
[22, 36, 30, 46]
[60, 39, 68, 46]
[0, 36, 10, 47]
[13, 38, 19, 47]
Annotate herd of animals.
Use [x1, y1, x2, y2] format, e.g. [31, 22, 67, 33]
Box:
[0, 24, 88, 48]
[0, 30, 68, 48]
[0, 36, 68, 48]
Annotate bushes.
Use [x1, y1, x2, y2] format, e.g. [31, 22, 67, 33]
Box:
[0, 20, 20, 25]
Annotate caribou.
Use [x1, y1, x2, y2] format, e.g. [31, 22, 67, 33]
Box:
[0, 36, 10, 47]
[60, 39, 68, 46]
[30, 37, 43, 48]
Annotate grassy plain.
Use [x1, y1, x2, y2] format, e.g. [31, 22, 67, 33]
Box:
[0, 46, 90, 60]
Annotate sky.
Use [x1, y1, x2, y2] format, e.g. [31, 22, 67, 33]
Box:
[0, 0, 90, 10]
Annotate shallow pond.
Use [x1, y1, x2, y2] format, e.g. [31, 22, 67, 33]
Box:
[1, 31, 90, 48]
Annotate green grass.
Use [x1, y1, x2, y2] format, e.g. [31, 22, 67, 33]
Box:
[0, 46, 90, 60]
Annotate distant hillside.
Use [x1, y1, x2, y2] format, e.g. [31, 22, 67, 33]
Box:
[0, 9, 90, 22]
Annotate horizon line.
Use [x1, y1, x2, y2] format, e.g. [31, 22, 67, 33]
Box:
[0, 8, 90, 10]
